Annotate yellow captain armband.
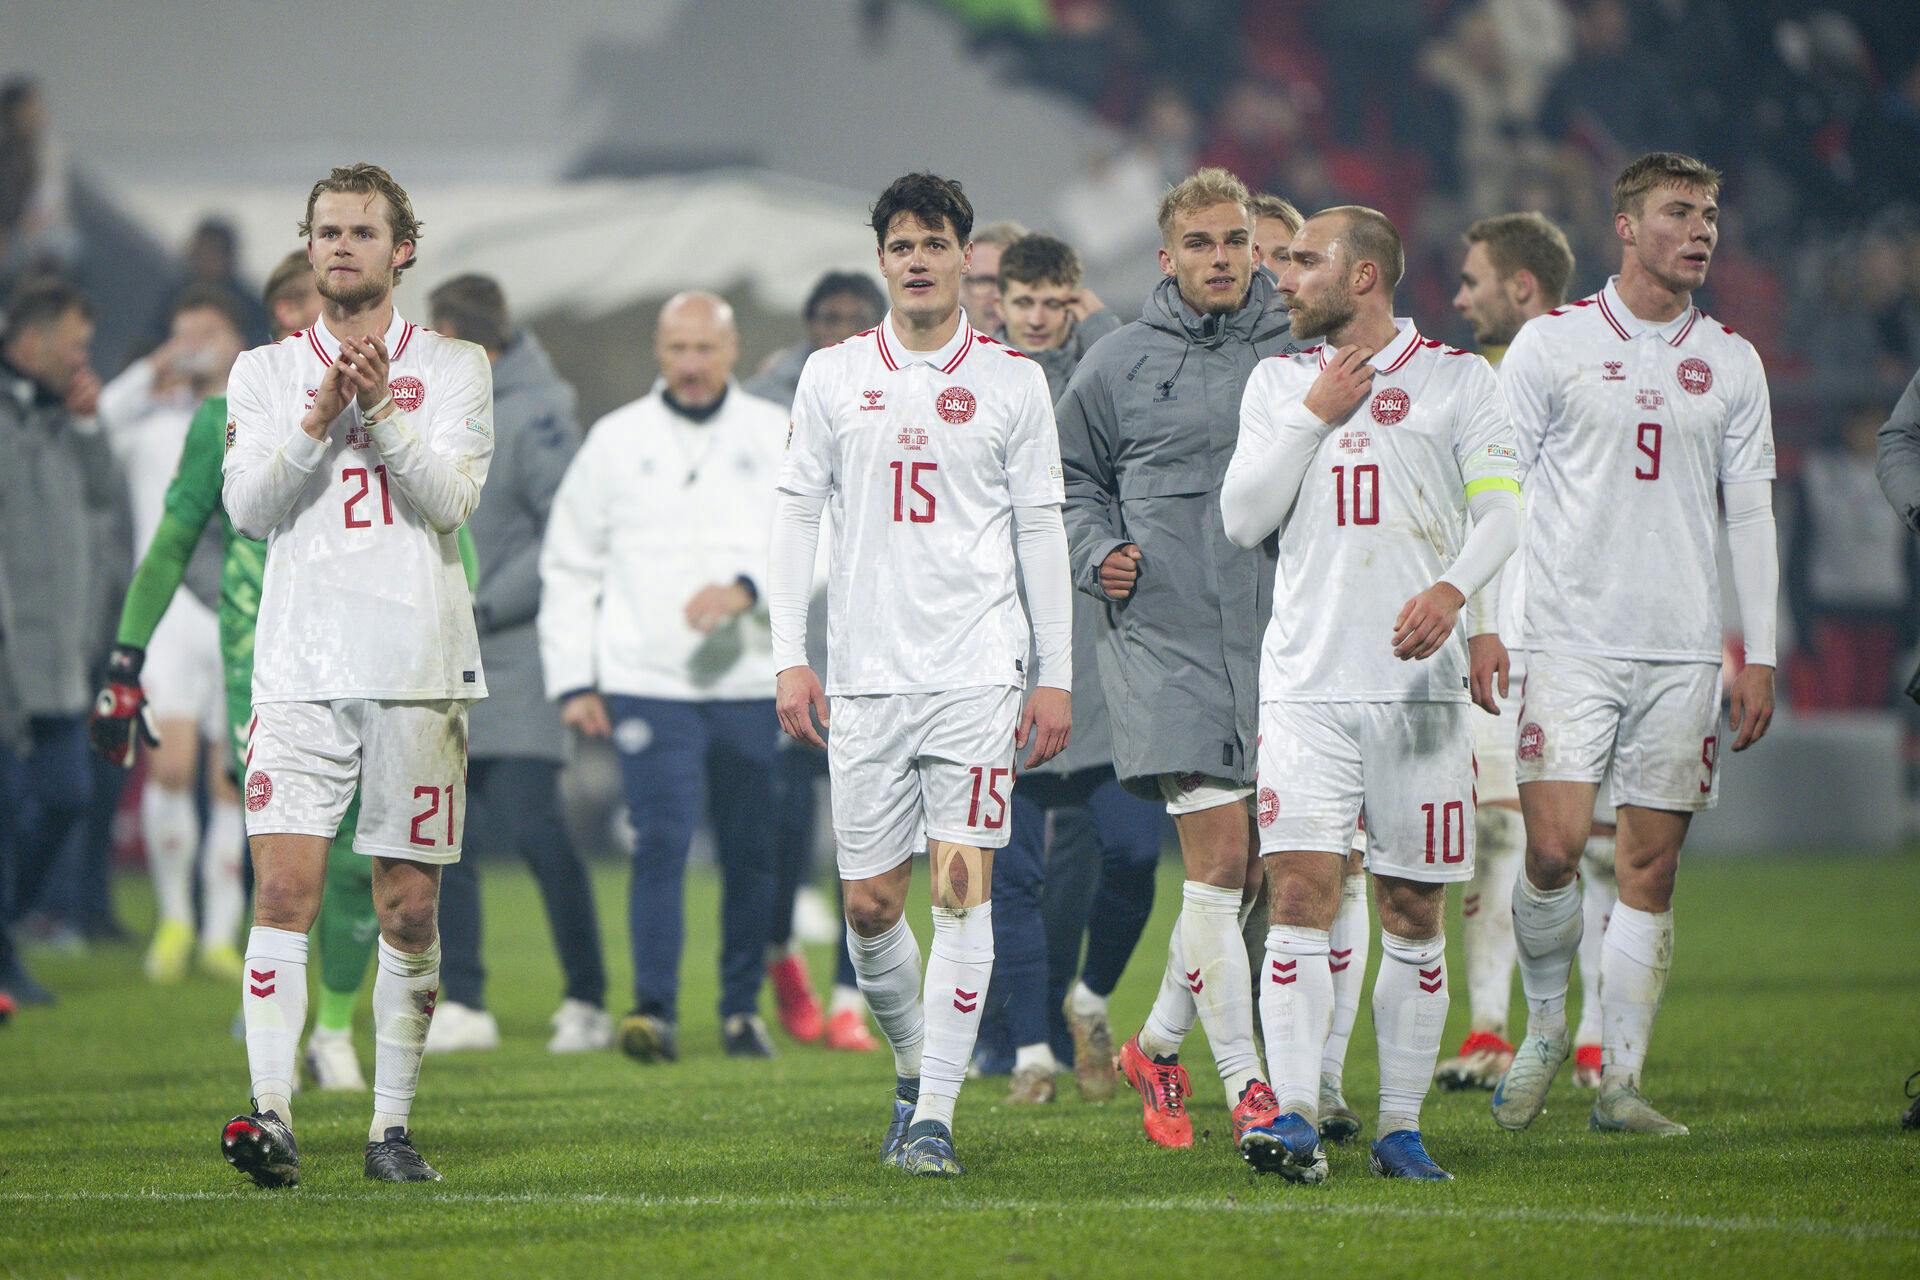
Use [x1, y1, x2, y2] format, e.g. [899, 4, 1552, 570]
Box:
[1464, 476, 1522, 500]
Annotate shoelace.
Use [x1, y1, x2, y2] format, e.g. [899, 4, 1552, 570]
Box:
[1155, 1064, 1191, 1115]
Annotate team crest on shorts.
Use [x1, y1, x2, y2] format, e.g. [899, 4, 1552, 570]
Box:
[1370, 387, 1410, 425]
[388, 375, 427, 412]
[1257, 786, 1280, 828]
[1517, 722, 1545, 762]
[245, 770, 273, 812]
[935, 386, 976, 424]
[1676, 358, 1712, 395]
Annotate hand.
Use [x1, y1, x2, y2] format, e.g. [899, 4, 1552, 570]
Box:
[302, 359, 353, 439]
[1303, 345, 1375, 426]
[148, 338, 186, 391]
[776, 666, 830, 749]
[1017, 686, 1072, 768]
[1468, 632, 1510, 714]
[64, 367, 101, 417]
[1727, 663, 1774, 751]
[684, 582, 752, 634]
[1393, 581, 1465, 661]
[1099, 544, 1143, 599]
[560, 691, 611, 739]
[1071, 286, 1105, 320]
[87, 646, 159, 766]
[339, 335, 392, 411]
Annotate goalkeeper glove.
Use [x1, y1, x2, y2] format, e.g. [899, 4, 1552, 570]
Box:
[88, 644, 160, 766]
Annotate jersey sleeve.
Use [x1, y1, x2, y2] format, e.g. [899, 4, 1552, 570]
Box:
[777, 353, 836, 498]
[365, 342, 493, 534]
[1006, 361, 1065, 507]
[222, 349, 330, 540]
[1221, 358, 1327, 547]
[1717, 339, 1776, 484]
[162, 398, 229, 533]
[1498, 321, 1555, 478]
[1451, 356, 1523, 497]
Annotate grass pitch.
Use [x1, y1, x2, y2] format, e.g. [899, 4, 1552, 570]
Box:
[2, 850, 1916, 1279]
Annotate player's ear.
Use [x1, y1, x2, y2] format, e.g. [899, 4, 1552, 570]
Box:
[1157, 245, 1174, 278]
[392, 239, 416, 272]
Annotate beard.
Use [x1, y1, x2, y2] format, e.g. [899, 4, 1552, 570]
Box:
[1286, 286, 1354, 341]
[317, 267, 390, 310]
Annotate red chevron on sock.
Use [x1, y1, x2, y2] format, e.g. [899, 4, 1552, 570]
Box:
[248, 982, 275, 998]
[1463, 893, 1481, 918]
[1418, 964, 1444, 994]
[1185, 967, 1204, 994]
[249, 969, 274, 983]
[1269, 958, 1297, 986]
[1329, 947, 1353, 973]
[953, 987, 979, 1013]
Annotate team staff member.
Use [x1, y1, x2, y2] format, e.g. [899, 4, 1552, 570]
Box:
[539, 291, 786, 1063]
[426, 275, 610, 1057]
[1056, 167, 1295, 1158]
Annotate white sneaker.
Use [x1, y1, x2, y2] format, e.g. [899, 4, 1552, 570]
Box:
[792, 885, 838, 946]
[547, 998, 613, 1053]
[1590, 1082, 1689, 1135]
[1490, 1029, 1571, 1131]
[424, 1001, 500, 1053]
[303, 1028, 367, 1091]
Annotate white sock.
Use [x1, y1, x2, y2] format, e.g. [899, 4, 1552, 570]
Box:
[1599, 903, 1672, 1090]
[199, 802, 246, 949]
[1464, 806, 1524, 1037]
[1014, 1043, 1057, 1073]
[847, 916, 925, 1079]
[1260, 925, 1332, 1119]
[1574, 835, 1617, 1045]
[371, 937, 441, 1140]
[144, 784, 199, 927]
[914, 902, 994, 1132]
[1512, 869, 1582, 1038]
[243, 925, 308, 1123]
[1180, 881, 1263, 1104]
[1139, 927, 1196, 1060]
[1319, 873, 1370, 1085]
[1069, 979, 1108, 1019]
[828, 984, 864, 1016]
[1374, 931, 1448, 1136]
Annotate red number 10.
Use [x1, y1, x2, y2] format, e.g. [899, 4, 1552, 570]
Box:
[1422, 800, 1466, 863]
[1332, 464, 1380, 526]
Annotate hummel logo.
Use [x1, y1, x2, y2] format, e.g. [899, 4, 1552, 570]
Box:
[1418, 965, 1444, 994]
[1601, 361, 1626, 381]
[1328, 948, 1353, 974]
[859, 389, 886, 411]
[248, 968, 276, 998]
[422, 987, 440, 1018]
[1270, 958, 1297, 986]
[1185, 967, 1204, 994]
[953, 987, 979, 1014]
[1463, 893, 1480, 919]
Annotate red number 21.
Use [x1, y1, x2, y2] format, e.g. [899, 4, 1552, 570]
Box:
[409, 783, 458, 847]
[343, 465, 394, 527]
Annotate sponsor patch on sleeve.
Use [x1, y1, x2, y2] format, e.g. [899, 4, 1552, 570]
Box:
[225, 420, 237, 450]
[464, 417, 491, 436]
[1485, 443, 1517, 461]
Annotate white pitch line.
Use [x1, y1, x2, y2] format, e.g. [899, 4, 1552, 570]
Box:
[1, 1190, 1914, 1245]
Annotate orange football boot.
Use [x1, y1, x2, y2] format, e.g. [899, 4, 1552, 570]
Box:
[1118, 1033, 1194, 1149]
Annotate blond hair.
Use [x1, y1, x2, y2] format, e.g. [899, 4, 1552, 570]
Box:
[1157, 167, 1252, 244]
[1249, 193, 1303, 236]
[1612, 152, 1721, 218]
[298, 162, 423, 277]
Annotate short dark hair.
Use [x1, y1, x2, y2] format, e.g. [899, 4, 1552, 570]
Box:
[1613, 151, 1721, 218]
[998, 234, 1083, 289]
[428, 274, 511, 352]
[1, 77, 37, 123]
[2, 278, 90, 349]
[170, 283, 246, 334]
[1317, 204, 1405, 290]
[1465, 212, 1576, 307]
[803, 272, 885, 322]
[190, 217, 237, 256]
[299, 162, 424, 276]
[869, 172, 974, 249]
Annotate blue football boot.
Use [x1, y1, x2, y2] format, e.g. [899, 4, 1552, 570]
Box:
[1369, 1129, 1453, 1181]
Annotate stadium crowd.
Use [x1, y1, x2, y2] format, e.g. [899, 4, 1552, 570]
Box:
[3, 0, 1920, 1173]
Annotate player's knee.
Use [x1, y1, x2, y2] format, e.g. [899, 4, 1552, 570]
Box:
[377, 893, 438, 949]
[1374, 878, 1444, 939]
[1266, 861, 1338, 929]
[149, 734, 198, 791]
[1524, 832, 1583, 886]
[929, 841, 990, 910]
[250, 875, 320, 933]
[844, 888, 902, 938]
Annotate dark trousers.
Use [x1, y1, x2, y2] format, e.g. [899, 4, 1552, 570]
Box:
[2, 717, 93, 925]
[33, 752, 125, 932]
[437, 757, 607, 1010]
[608, 695, 777, 1022]
[986, 766, 1163, 1058]
[768, 742, 856, 988]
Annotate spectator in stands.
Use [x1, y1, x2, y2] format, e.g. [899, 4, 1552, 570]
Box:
[961, 219, 1027, 335]
[0, 79, 77, 285]
[1789, 402, 1920, 712]
[1539, 0, 1689, 170]
[148, 218, 271, 349]
[744, 271, 884, 410]
[539, 291, 787, 1062]
[0, 281, 116, 1006]
[424, 275, 612, 1055]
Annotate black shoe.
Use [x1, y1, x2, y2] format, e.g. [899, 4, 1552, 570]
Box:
[365, 1127, 442, 1182]
[619, 1012, 678, 1063]
[222, 1109, 300, 1188]
[722, 1014, 774, 1058]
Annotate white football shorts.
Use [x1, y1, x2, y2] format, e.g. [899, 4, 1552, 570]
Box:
[1514, 653, 1721, 812]
[145, 594, 225, 744]
[1256, 700, 1477, 883]
[828, 685, 1021, 881]
[243, 698, 469, 863]
[1156, 772, 1255, 816]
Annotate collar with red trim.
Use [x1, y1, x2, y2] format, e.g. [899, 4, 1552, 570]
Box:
[1316, 317, 1421, 375]
[1596, 277, 1698, 346]
[875, 308, 973, 374]
[305, 310, 417, 370]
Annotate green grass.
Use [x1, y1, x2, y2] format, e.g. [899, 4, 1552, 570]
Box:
[2, 852, 1917, 1279]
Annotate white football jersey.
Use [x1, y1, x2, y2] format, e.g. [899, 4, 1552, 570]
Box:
[1503, 278, 1774, 662]
[779, 310, 1064, 695]
[96, 358, 197, 558]
[1241, 320, 1520, 702]
[223, 312, 493, 702]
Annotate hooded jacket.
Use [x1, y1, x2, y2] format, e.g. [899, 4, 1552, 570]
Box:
[1055, 270, 1295, 795]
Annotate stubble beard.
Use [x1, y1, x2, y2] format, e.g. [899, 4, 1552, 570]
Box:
[317, 268, 392, 313]
[1288, 289, 1354, 343]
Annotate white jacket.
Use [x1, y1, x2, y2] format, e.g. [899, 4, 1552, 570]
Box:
[539, 383, 786, 703]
